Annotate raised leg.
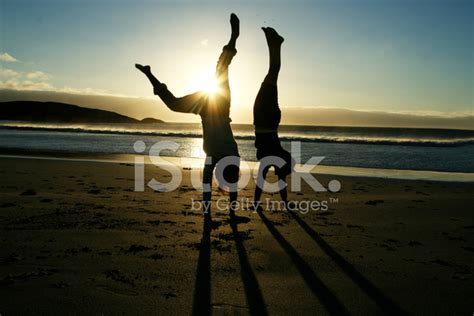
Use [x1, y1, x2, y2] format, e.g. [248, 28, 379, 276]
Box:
[135, 64, 178, 106]
[262, 27, 284, 86]
[215, 13, 240, 98]
[135, 63, 206, 114]
[228, 13, 239, 50]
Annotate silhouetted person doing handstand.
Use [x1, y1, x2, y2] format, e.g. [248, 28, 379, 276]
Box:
[253, 27, 294, 210]
[136, 14, 241, 216]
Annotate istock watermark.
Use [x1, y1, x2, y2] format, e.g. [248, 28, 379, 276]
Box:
[189, 197, 335, 214]
[132, 140, 341, 194]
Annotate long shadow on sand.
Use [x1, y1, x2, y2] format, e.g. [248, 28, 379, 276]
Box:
[257, 209, 350, 315]
[192, 214, 212, 315]
[288, 211, 407, 315]
[191, 214, 267, 315]
[229, 214, 268, 315]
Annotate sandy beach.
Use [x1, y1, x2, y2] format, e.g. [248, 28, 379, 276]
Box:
[0, 155, 473, 314]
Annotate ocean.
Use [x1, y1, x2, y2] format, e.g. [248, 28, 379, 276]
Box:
[0, 122, 473, 173]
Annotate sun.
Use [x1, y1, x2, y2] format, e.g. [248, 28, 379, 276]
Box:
[202, 77, 218, 95]
[188, 71, 219, 96]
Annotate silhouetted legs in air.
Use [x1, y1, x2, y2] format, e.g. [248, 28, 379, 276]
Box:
[253, 27, 294, 211]
[136, 14, 241, 217]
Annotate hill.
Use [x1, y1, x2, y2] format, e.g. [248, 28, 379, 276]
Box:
[0, 101, 164, 124]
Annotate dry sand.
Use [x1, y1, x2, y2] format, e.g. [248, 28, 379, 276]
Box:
[0, 156, 473, 315]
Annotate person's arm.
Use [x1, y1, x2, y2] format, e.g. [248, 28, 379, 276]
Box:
[278, 174, 288, 208]
[254, 164, 270, 211]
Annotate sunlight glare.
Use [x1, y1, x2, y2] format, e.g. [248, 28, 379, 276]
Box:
[189, 71, 219, 96]
[203, 77, 218, 95]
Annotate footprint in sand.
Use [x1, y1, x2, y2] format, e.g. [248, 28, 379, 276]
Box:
[149, 253, 164, 260]
[365, 199, 384, 206]
[96, 285, 139, 297]
[347, 224, 365, 230]
[103, 269, 136, 286]
[126, 244, 153, 254]
[162, 292, 177, 299]
[408, 240, 423, 246]
[415, 191, 430, 196]
[52, 282, 69, 289]
[20, 189, 36, 196]
[212, 303, 249, 313]
[147, 220, 161, 225]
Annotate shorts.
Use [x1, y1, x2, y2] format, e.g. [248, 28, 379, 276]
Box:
[255, 132, 294, 177]
[210, 155, 240, 184]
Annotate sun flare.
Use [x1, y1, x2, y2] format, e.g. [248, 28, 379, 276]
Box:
[202, 77, 218, 95]
[188, 71, 219, 96]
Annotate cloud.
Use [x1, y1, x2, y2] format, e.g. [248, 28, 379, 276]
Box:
[0, 78, 113, 96]
[55, 86, 108, 95]
[25, 71, 51, 80]
[0, 58, 113, 96]
[0, 68, 52, 82]
[0, 53, 18, 62]
[0, 68, 20, 77]
[200, 39, 209, 46]
[0, 79, 53, 91]
[0, 68, 53, 90]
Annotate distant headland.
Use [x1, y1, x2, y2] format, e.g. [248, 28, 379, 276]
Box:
[0, 101, 165, 124]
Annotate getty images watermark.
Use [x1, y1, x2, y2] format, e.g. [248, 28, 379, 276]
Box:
[132, 140, 341, 214]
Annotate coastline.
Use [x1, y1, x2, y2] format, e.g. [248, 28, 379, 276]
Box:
[0, 152, 472, 183]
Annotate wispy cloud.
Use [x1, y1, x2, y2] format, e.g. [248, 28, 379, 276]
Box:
[0, 53, 18, 62]
[0, 68, 21, 77]
[0, 79, 111, 96]
[200, 39, 209, 46]
[55, 86, 109, 95]
[0, 55, 113, 96]
[0, 67, 53, 91]
[25, 71, 51, 80]
[0, 79, 53, 91]
[0, 68, 52, 81]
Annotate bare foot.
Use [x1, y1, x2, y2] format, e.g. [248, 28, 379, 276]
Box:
[262, 27, 284, 46]
[230, 13, 239, 38]
[135, 63, 150, 74]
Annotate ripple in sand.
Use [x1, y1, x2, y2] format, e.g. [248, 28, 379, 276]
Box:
[96, 285, 139, 297]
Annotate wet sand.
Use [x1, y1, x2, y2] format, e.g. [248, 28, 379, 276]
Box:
[0, 156, 473, 314]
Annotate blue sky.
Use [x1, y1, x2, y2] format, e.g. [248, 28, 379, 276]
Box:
[0, 0, 472, 118]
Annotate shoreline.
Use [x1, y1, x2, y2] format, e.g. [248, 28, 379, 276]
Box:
[0, 152, 473, 183]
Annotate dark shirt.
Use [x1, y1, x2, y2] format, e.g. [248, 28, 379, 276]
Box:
[155, 46, 239, 158]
